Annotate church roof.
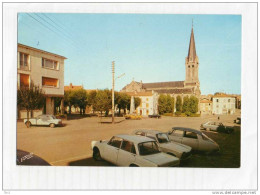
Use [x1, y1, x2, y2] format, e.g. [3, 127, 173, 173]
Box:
[187, 27, 197, 62]
[143, 81, 184, 89]
[124, 91, 153, 97]
[153, 88, 193, 94]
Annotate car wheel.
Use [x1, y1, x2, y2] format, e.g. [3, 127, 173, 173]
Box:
[93, 148, 102, 161]
[50, 123, 55, 128]
[25, 121, 31, 128]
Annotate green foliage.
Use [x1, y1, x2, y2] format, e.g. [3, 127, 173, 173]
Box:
[182, 96, 190, 113]
[182, 95, 199, 114]
[158, 94, 175, 115]
[163, 113, 173, 116]
[134, 97, 141, 109]
[176, 95, 182, 112]
[189, 96, 199, 113]
[64, 90, 75, 114]
[17, 83, 45, 120]
[175, 111, 182, 116]
[115, 92, 130, 114]
[73, 88, 88, 114]
[94, 89, 112, 116]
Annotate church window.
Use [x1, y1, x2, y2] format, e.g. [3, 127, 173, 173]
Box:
[188, 65, 190, 68]
[192, 65, 194, 68]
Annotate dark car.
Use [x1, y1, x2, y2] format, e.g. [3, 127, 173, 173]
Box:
[148, 114, 161, 119]
[216, 123, 234, 134]
[17, 150, 51, 166]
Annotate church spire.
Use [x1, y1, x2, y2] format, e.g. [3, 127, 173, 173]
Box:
[187, 23, 197, 62]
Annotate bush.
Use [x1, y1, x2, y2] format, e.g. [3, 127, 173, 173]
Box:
[189, 113, 201, 117]
[185, 111, 192, 116]
[175, 111, 182, 116]
[163, 113, 173, 116]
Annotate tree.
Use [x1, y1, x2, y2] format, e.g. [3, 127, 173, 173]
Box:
[189, 96, 199, 113]
[73, 88, 88, 115]
[17, 83, 45, 127]
[158, 94, 175, 114]
[115, 92, 130, 115]
[88, 90, 97, 113]
[182, 96, 190, 113]
[94, 89, 112, 116]
[134, 97, 141, 109]
[64, 90, 75, 114]
[176, 95, 182, 112]
[54, 97, 62, 114]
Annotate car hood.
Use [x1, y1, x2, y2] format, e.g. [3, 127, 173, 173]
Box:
[160, 142, 192, 153]
[142, 152, 179, 166]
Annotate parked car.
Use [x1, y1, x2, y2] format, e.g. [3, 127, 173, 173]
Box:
[132, 129, 192, 160]
[91, 134, 180, 167]
[148, 114, 161, 119]
[168, 127, 220, 153]
[201, 121, 234, 134]
[24, 114, 62, 128]
[17, 149, 50, 166]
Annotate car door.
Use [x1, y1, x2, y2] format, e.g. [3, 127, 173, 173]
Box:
[103, 136, 122, 165]
[168, 130, 184, 143]
[37, 116, 49, 126]
[117, 140, 136, 166]
[182, 131, 199, 150]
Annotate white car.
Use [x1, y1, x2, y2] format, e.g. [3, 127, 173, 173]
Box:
[132, 129, 192, 160]
[91, 134, 180, 167]
[24, 114, 62, 128]
[168, 127, 220, 153]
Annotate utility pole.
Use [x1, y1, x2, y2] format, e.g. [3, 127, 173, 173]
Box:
[112, 61, 115, 124]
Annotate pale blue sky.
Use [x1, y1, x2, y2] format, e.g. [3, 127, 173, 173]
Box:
[18, 13, 241, 95]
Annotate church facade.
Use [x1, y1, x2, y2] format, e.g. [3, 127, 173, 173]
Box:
[121, 25, 201, 101]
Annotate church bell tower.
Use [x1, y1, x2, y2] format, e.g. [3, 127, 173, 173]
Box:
[185, 23, 199, 85]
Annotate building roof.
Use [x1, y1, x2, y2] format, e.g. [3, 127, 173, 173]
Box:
[64, 83, 83, 91]
[18, 43, 67, 59]
[143, 81, 184, 89]
[124, 91, 153, 97]
[200, 99, 212, 103]
[187, 27, 197, 62]
[153, 88, 193, 94]
[116, 134, 155, 144]
[213, 94, 236, 98]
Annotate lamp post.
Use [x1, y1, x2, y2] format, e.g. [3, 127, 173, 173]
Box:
[111, 61, 125, 124]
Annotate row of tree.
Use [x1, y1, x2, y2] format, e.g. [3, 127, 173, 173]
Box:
[158, 94, 199, 115]
[63, 89, 141, 116]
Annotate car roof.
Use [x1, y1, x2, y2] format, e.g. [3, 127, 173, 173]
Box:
[116, 134, 155, 144]
[133, 129, 164, 135]
[172, 127, 203, 135]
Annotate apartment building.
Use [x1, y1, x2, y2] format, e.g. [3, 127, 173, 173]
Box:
[212, 94, 236, 115]
[17, 43, 66, 118]
[200, 98, 213, 115]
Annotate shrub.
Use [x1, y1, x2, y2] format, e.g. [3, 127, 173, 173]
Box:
[125, 115, 142, 120]
[163, 113, 173, 116]
[185, 111, 192, 116]
[175, 111, 182, 116]
[189, 113, 201, 117]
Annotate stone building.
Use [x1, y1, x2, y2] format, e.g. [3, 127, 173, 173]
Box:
[124, 91, 159, 116]
[121, 25, 201, 102]
[212, 94, 236, 115]
[17, 43, 66, 118]
[200, 99, 213, 115]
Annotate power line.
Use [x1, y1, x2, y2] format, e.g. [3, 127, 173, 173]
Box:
[26, 13, 79, 51]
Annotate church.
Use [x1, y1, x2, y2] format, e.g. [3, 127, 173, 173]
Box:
[121, 25, 201, 100]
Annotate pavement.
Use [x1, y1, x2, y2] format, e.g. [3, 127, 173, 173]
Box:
[17, 112, 241, 166]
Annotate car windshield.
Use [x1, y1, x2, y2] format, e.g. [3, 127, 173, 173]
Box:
[156, 133, 170, 143]
[138, 141, 160, 155]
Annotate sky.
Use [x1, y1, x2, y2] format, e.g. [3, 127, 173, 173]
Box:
[18, 13, 241, 95]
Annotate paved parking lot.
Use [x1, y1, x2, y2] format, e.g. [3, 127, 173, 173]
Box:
[17, 113, 240, 167]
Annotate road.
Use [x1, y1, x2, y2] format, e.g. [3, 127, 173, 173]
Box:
[17, 112, 240, 166]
